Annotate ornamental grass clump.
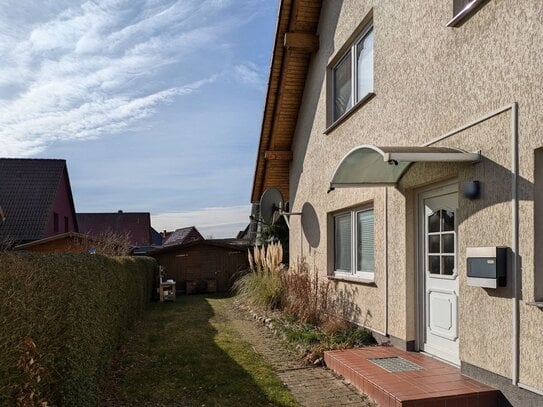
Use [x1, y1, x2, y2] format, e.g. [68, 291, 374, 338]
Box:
[281, 260, 333, 326]
[233, 242, 286, 310]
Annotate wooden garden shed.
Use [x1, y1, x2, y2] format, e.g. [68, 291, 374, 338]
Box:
[150, 239, 250, 294]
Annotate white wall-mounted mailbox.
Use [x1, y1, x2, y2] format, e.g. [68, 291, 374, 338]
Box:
[466, 247, 507, 288]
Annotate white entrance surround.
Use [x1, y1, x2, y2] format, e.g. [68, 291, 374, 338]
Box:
[417, 182, 460, 366]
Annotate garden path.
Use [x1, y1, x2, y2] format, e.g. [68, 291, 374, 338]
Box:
[100, 295, 373, 406]
[227, 301, 374, 407]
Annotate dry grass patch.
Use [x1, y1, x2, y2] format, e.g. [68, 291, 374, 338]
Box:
[101, 294, 299, 407]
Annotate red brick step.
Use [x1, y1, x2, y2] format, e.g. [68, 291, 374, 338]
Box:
[324, 346, 499, 406]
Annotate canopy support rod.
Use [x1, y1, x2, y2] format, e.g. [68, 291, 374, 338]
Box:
[423, 104, 513, 147]
[424, 102, 520, 387]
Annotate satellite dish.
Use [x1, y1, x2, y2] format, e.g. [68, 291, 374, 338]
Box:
[260, 187, 283, 225]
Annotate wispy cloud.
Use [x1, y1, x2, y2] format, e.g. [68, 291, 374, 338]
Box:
[0, 0, 260, 156]
[234, 62, 266, 90]
[151, 205, 251, 238]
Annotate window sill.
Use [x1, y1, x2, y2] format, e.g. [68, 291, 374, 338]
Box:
[527, 301, 543, 309]
[324, 92, 375, 135]
[328, 275, 376, 286]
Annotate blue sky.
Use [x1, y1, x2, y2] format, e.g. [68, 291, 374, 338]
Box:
[0, 0, 278, 237]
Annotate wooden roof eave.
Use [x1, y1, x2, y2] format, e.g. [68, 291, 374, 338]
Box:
[250, 0, 292, 204]
[250, 0, 322, 204]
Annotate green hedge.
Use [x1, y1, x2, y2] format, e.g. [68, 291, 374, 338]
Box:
[0, 253, 156, 406]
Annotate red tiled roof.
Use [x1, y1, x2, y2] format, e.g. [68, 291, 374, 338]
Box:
[77, 212, 151, 246]
[162, 226, 203, 246]
[0, 158, 77, 242]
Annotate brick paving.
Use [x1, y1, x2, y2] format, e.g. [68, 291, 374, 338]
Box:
[227, 303, 374, 407]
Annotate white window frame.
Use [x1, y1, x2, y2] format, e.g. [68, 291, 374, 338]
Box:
[331, 24, 374, 123]
[333, 207, 375, 281]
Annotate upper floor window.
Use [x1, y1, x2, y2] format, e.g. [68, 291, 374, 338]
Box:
[332, 25, 374, 122]
[53, 212, 59, 233]
[333, 207, 375, 280]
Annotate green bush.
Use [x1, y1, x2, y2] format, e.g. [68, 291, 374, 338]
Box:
[0, 253, 156, 406]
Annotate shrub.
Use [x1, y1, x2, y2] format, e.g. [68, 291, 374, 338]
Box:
[234, 250, 376, 362]
[0, 252, 156, 406]
[281, 260, 333, 326]
[274, 316, 375, 364]
[78, 230, 132, 256]
[233, 243, 285, 309]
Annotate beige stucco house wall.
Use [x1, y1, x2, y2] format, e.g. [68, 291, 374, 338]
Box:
[284, 0, 543, 401]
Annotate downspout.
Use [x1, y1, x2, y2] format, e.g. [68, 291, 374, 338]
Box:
[423, 103, 519, 386]
[383, 187, 389, 337]
[511, 102, 519, 386]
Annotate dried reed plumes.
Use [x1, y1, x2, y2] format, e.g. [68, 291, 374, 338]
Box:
[233, 242, 285, 309]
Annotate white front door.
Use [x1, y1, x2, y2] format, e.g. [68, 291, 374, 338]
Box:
[419, 183, 459, 365]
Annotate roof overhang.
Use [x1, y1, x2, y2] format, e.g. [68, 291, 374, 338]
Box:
[329, 145, 481, 189]
[250, 0, 323, 203]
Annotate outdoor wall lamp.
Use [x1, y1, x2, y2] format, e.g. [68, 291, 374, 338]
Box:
[463, 180, 481, 199]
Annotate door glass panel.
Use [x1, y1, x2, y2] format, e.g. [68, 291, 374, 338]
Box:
[443, 256, 455, 275]
[442, 234, 454, 253]
[429, 256, 440, 274]
[442, 210, 454, 231]
[428, 235, 440, 253]
[428, 211, 441, 233]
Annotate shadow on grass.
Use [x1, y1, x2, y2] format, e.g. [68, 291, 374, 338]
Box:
[101, 294, 297, 407]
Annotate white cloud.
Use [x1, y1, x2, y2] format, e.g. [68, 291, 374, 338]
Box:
[151, 205, 251, 238]
[234, 62, 266, 90]
[0, 79, 216, 156]
[0, 0, 239, 157]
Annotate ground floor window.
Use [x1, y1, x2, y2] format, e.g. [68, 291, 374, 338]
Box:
[334, 207, 375, 280]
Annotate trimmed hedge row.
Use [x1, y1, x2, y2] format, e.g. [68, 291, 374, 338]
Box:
[0, 253, 156, 406]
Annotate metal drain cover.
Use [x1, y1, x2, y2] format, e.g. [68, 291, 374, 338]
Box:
[368, 357, 423, 372]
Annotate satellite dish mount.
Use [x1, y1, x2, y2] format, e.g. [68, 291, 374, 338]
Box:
[259, 188, 301, 229]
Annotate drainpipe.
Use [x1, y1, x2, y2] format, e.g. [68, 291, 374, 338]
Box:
[511, 102, 519, 386]
[423, 103, 519, 386]
[384, 187, 389, 337]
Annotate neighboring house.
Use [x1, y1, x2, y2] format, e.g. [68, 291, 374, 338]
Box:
[162, 226, 203, 246]
[131, 227, 164, 256]
[0, 158, 78, 244]
[236, 225, 250, 240]
[150, 239, 250, 294]
[150, 227, 163, 246]
[77, 211, 152, 246]
[252, 1, 543, 405]
[14, 232, 99, 254]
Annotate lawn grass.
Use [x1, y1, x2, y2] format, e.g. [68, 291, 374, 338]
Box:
[102, 294, 298, 407]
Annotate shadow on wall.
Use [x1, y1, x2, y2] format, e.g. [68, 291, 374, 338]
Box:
[401, 156, 534, 302]
[331, 282, 363, 324]
[301, 202, 320, 248]
[458, 156, 532, 302]
[289, 0, 343, 206]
